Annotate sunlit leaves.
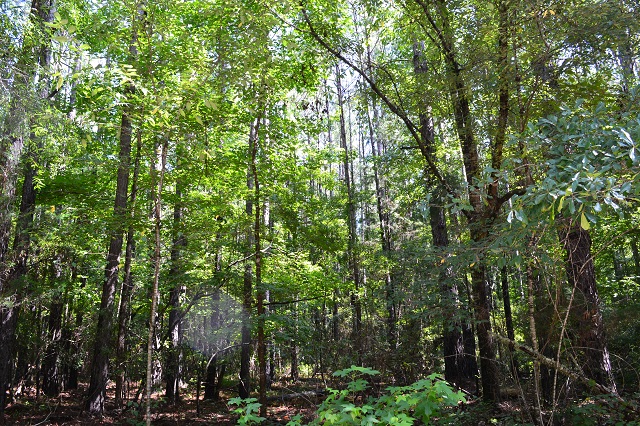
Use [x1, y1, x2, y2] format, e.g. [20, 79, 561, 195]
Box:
[509, 98, 640, 230]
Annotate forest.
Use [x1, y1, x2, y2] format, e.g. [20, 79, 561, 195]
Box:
[1, 0, 639, 424]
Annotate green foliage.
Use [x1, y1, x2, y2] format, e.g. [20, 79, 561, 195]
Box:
[566, 394, 640, 426]
[229, 397, 266, 425]
[226, 367, 463, 425]
[311, 367, 464, 425]
[509, 96, 640, 229]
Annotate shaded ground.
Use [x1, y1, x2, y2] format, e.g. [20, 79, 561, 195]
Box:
[2, 382, 319, 425]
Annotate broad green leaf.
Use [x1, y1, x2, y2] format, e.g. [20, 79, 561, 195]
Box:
[580, 212, 590, 230]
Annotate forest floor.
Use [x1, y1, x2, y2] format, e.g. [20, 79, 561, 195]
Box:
[6, 379, 629, 425]
[2, 381, 321, 425]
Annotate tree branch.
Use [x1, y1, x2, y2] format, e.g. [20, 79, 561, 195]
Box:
[299, 1, 451, 196]
[493, 334, 618, 396]
[493, 188, 526, 215]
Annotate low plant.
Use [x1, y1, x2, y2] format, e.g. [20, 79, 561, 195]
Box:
[311, 366, 464, 425]
[228, 397, 266, 425]
[230, 366, 464, 425]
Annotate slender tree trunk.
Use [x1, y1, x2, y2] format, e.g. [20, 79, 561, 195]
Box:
[560, 223, 616, 393]
[204, 286, 225, 401]
[631, 238, 640, 277]
[85, 6, 141, 413]
[290, 304, 299, 382]
[336, 65, 362, 360]
[42, 260, 64, 397]
[145, 139, 167, 426]
[0, 0, 55, 412]
[66, 276, 85, 390]
[115, 133, 142, 407]
[239, 118, 261, 399]
[501, 266, 518, 379]
[250, 124, 267, 418]
[365, 91, 395, 348]
[166, 174, 186, 405]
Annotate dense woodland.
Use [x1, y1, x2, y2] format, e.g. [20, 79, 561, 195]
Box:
[1, 0, 639, 424]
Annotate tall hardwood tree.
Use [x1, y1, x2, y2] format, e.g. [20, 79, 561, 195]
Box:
[85, 4, 142, 413]
[0, 0, 55, 412]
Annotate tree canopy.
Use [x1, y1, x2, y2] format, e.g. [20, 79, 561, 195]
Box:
[1, 0, 639, 424]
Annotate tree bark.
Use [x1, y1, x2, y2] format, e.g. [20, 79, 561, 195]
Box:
[429, 0, 501, 400]
[85, 99, 133, 416]
[165, 173, 186, 405]
[365, 89, 396, 349]
[630, 238, 640, 277]
[560, 223, 616, 394]
[66, 276, 86, 390]
[250, 120, 267, 418]
[239, 117, 261, 399]
[42, 264, 64, 398]
[115, 133, 141, 407]
[336, 65, 362, 360]
[145, 139, 168, 426]
[204, 287, 226, 401]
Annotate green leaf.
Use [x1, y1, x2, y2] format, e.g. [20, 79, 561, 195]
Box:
[580, 212, 590, 230]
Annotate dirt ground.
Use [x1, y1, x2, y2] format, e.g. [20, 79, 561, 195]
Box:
[2, 382, 319, 425]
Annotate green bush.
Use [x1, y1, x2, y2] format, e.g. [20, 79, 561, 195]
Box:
[230, 366, 464, 425]
[229, 397, 266, 425]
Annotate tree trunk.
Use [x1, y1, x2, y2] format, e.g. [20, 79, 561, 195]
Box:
[0, 0, 55, 412]
[412, 41, 476, 389]
[336, 65, 362, 360]
[289, 300, 299, 382]
[85, 101, 133, 416]
[165, 176, 186, 405]
[250, 122, 267, 418]
[204, 267, 226, 401]
[115, 133, 141, 407]
[500, 266, 519, 379]
[560, 223, 616, 393]
[66, 276, 85, 390]
[42, 264, 64, 399]
[85, 6, 141, 413]
[239, 118, 261, 399]
[428, 0, 501, 399]
[145, 139, 167, 426]
[365, 90, 396, 349]
[631, 238, 640, 277]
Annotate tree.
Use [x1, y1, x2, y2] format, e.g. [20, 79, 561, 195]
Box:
[0, 0, 55, 412]
[84, 3, 141, 413]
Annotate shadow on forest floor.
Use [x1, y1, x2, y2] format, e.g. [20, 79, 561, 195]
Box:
[2, 382, 318, 425]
